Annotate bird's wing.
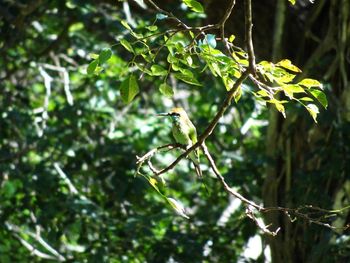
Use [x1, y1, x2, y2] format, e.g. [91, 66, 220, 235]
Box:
[188, 122, 197, 144]
[188, 121, 200, 159]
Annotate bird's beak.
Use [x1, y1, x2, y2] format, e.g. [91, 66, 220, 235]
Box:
[156, 112, 169, 117]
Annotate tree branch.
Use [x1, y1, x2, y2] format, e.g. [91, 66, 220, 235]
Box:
[155, 70, 250, 176]
[244, 0, 256, 73]
[135, 0, 350, 236]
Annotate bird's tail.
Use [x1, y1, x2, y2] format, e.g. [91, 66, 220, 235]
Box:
[194, 162, 202, 178]
[189, 151, 202, 177]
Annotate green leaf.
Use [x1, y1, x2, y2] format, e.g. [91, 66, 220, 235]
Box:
[174, 73, 202, 86]
[159, 83, 174, 98]
[120, 75, 139, 104]
[282, 84, 305, 99]
[208, 61, 221, 77]
[234, 86, 242, 103]
[171, 63, 181, 71]
[256, 89, 270, 98]
[120, 39, 134, 53]
[305, 104, 319, 123]
[87, 59, 99, 75]
[276, 59, 301, 73]
[2, 181, 17, 198]
[222, 75, 234, 91]
[276, 72, 296, 83]
[299, 97, 314, 102]
[229, 35, 235, 43]
[268, 99, 286, 118]
[299, 78, 322, 89]
[288, 0, 296, 4]
[120, 20, 132, 31]
[99, 48, 112, 64]
[179, 68, 194, 78]
[89, 53, 99, 59]
[182, 0, 204, 13]
[310, 89, 328, 108]
[151, 65, 168, 76]
[167, 53, 178, 64]
[146, 25, 158, 32]
[275, 103, 286, 118]
[185, 55, 193, 67]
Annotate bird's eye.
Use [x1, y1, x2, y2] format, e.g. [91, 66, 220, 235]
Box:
[171, 113, 180, 117]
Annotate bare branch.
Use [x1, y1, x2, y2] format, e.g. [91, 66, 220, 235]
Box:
[136, 143, 181, 165]
[146, 0, 190, 29]
[201, 143, 262, 210]
[244, 0, 256, 73]
[6, 222, 66, 261]
[246, 206, 281, 236]
[220, 0, 236, 55]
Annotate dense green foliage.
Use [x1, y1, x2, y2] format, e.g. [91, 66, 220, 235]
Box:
[1, 0, 349, 262]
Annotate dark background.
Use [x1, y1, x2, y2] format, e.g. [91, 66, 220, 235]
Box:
[0, 0, 349, 262]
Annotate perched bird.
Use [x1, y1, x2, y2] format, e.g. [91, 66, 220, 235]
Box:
[158, 107, 202, 177]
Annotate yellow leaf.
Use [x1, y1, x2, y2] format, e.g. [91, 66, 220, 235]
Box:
[276, 59, 301, 73]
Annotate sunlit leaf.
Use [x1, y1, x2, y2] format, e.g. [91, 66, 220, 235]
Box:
[99, 48, 112, 64]
[222, 75, 234, 91]
[87, 59, 98, 75]
[276, 59, 301, 72]
[121, 20, 132, 31]
[174, 73, 202, 86]
[146, 25, 158, 32]
[276, 72, 296, 83]
[171, 63, 181, 71]
[167, 53, 178, 64]
[305, 104, 319, 123]
[299, 78, 322, 89]
[149, 177, 158, 189]
[89, 53, 99, 59]
[256, 89, 270, 97]
[120, 39, 134, 53]
[282, 84, 305, 99]
[208, 61, 221, 77]
[185, 55, 193, 67]
[234, 86, 242, 103]
[299, 97, 314, 102]
[310, 89, 328, 108]
[229, 34, 236, 42]
[120, 75, 139, 104]
[182, 0, 204, 13]
[151, 65, 168, 76]
[159, 83, 174, 98]
[179, 68, 194, 78]
[268, 99, 286, 118]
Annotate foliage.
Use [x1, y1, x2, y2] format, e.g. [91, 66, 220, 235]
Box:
[0, 0, 349, 262]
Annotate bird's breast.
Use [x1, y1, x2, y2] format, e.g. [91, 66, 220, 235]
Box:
[172, 121, 191, 146]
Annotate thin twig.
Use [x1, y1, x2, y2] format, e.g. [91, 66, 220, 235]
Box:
[220, 0, 236, 55]
[201, 143, 263, 210]
[6, 222, 66, 261]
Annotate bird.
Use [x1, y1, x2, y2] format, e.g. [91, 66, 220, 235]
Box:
[158, 107, 202, 177]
